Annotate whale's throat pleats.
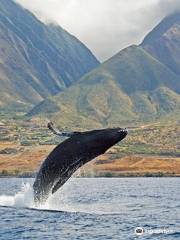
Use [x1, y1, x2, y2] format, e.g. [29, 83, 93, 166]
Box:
[52, 158, 84, 194]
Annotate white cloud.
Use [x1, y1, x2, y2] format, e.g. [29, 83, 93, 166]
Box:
[15, 0, 180, 61]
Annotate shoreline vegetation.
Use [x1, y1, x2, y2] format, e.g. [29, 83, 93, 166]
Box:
[0, 111, 180, 178]
[0, 172, 180, 178]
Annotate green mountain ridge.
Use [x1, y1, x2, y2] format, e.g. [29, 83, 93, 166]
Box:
[28, 45, 180, 128]
[0, 0, 99, 108]
[142, 12, 180, 75]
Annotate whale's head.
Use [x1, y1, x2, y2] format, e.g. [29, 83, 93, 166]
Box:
[83, 127, 128, 155]
[101, 127, 128, 153]
[101, 127, 128, 146]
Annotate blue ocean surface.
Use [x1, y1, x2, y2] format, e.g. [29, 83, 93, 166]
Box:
[0, 177, 179, 240]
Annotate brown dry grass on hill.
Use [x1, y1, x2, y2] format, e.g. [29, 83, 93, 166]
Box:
[0, 142, 54, 174]
[2, 141, 178, 176]
[93, 155, 180, 175]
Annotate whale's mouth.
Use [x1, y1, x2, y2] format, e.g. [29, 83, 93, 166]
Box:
[117, 128, 128, 141]
[118, 128, 128, 137]
[118, 128, 128, 134]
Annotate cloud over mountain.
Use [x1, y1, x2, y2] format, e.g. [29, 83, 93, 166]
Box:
[16, 0, 180, 60]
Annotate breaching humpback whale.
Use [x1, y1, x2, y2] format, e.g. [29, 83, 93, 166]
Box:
[33, 122, 128, 204]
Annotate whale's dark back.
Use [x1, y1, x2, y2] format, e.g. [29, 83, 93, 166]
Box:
[33, 128, 127, 204]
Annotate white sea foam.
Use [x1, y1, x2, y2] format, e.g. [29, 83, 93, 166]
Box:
[0, 182, 34, 208]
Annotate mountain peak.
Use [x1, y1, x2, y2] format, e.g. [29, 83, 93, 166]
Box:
[29, 43, 180, 126]
[142, 12, 180, 75]
[0, 0, 99, 108]
[28, 10, 180, 127]
[142, 12, 180, 45]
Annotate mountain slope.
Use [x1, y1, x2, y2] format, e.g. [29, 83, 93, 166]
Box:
[0, 0, 99, 108]
[29, 46, 180, 128]
[141, 12, 180, 75]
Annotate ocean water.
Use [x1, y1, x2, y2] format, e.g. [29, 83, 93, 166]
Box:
[0, 177, 179, 240]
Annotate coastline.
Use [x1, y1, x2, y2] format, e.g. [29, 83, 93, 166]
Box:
[0, 171, 180, 178]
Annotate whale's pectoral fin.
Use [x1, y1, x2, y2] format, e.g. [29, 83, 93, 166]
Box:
[52, 177, 69, 194]
[52, 167, 77, 194]
[48, 122, 81, 138]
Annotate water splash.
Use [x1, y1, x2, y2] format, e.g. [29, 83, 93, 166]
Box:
[0, 182, 34, 208]
[0, 178, 123, 214]
[0, 181, 73, 211]
[0, 180, 85, 212]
